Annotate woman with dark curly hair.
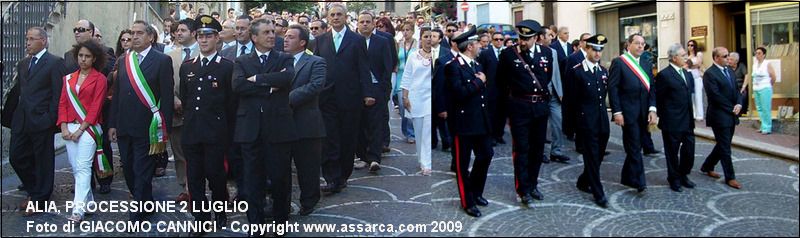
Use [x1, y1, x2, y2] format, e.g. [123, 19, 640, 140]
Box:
[57, 40, 108, 222]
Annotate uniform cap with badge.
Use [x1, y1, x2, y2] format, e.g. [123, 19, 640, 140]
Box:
[451, 25, 478, 47]
[515, 19, 542, 39]
[585, 34, 607, 52]
[195, 15, 222, 35]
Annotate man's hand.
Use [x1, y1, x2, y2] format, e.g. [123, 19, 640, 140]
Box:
[648, 111, 658, 125]
[174, 99, 182, 114]
[613, 114, 625, 127]
[475, 72, 487, 83]
[109, 128, 117, 143]
[733, 104, 742, 115]
[403, 97, 411, 111]
[247, 75, 256, 82]
[364, 97, 376, 106]
[438, 111, 447, 119]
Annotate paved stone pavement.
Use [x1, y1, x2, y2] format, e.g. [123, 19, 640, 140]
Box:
[1, 106, 435, 237]
[431, 121, 799, 237]
[2, 108, 798, 236]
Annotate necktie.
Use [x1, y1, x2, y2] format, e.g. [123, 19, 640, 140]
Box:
[137, 53, 143, 65]
[334, 33, 342, 52]
[470, 61, 477, 71]
[28, 56, 37, 74]
[202, 58, 209, 68]
[183, 47, 191, 61]
[678, 68, 687, 85]
[722, 67, 733, 88]
[593, 66, 598, 76]
[240, 45, 247, 57]
[260, 55, 268, 68]
[495, 48, 499, 59]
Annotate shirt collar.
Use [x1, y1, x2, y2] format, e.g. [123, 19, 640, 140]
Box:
[714, 62, 727, 71]
[559, 39, 569, 46]
[256, 49, 270, 59]
[200, 51, 217, 62]
[332, 26, 346, 37]
[136, 45, 152, 59]
[582, 58, 599, 73]
[459, 53, 475, 65]
[32, 48, 47, 60]
[293, 51, 304, 63]
[239, 41, 253, 50]
[184, 41, 199, 51]
[669, 63, 683, 74]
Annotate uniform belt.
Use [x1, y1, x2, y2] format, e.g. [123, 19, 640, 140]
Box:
[512, 94, 549, 103]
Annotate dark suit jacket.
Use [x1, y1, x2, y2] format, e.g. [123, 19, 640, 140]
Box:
[433, 47, 454, 115]
[550, 39, 573, 73]
[704, 64, 742, 128]
[375, 30, 398, 71]
[275, 36, 285, 52]
[110, 49, 174, 137]
[232, 50, 296, 143]
[312, 28, 371, 111]
[476, 46, 501, 103]
[151, 43, 166, 53]
[444, 56, 491, 136]
[11, 51, 65, 133]
[289, 53, 327, 139]
[179, 55, 235, 145]
[608, 55, 656, 125]
[365, 34, 394, 98]
[656, 65, 694, 132]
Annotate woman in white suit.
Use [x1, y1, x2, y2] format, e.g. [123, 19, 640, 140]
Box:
[401, 27, 432, 175]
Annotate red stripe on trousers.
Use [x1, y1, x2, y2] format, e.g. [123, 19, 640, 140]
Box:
[454, 136, 466, 208]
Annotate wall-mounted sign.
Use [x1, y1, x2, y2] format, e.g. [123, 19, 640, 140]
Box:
[692, 26, 707, 37]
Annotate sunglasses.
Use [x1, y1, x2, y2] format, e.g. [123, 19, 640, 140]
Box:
[310, 27, 320, 30]
[120, 37, 131, 42]
[74, 27, 91, 34]
[721, 54, 728, 58]
[688, 44, 695, 47]
[493, 38, 504, 41]
[446, 29, 456, 32]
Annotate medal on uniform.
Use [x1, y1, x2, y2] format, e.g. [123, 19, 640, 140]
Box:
[211, 76, 218, 88]
[187, 72, 195, 81]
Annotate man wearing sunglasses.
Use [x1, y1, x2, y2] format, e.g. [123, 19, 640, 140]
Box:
[65, 20, 115, 76]
[476, 32, 507, 147]
[442, 22, 458, 49]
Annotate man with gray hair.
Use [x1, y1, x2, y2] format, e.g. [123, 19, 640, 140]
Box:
[219, 19, 237, 51]
[655, 43, 696, 193]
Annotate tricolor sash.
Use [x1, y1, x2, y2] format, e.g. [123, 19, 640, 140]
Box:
[619, 52, 651, 91]
[125, 52, 168, 155]
[64, 72, 112, 178]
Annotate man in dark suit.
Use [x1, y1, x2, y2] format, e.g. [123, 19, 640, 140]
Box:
[700, 47, 743, 190]
[550, 26, 573, 75]
[567, 34, 611, 208]
[432, 29, 453, 152]
[655, 43, 697, 193]
[284, 24, 326, 216]
[177, 16, 233, 234]
[312, 3, 371, 194]
[496, 20, 551, 205]
[374, 20, 397, 152]
[477, 32, 507, 146]
[356, 11, 394, 172]
[608, 33, 656, 193]
[232, 19, 296, 227]
[219, 15, 255, 60]
[108, 20, 175, 222]
[10, 27, 64, 216]
[441, 22, 458, 49]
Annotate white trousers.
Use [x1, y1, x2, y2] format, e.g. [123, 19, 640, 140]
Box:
[693, 75, 705, 120]
[412, 115, 432, 170]
[65, 123, 96, 216]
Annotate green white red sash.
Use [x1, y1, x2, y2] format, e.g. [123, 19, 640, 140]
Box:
[125, 52, 168, 154]
[619, 52, 651, 91]
[64, 72, 112, 178]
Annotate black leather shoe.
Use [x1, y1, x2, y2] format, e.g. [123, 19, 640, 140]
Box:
[541, 155, 551, 164]
[530, 189, 543, 200]
[98, 184, 111, 194]
[495, 137, 506, 144]
[520, 194, 533, 204]
[594, 197, 608, 208]
[475, 196, 489, 206]
[603, 151, 611, 156]
[17, 184, 25, 191]
[550, 154, 571, 163]
[680, 177, 696, 188]
[669, 184, 683, 192]
[298, 207, 314, 216]
[577, 185, 592, 194]
[643, 149, 661, 156]
[464, 206, 481, 217]
[321, 183, 343, 194]
[637, 186, 647, 193]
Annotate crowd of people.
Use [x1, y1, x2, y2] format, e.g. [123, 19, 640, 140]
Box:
[5, 3, 434, 236]
[432, 17, 761, 218]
